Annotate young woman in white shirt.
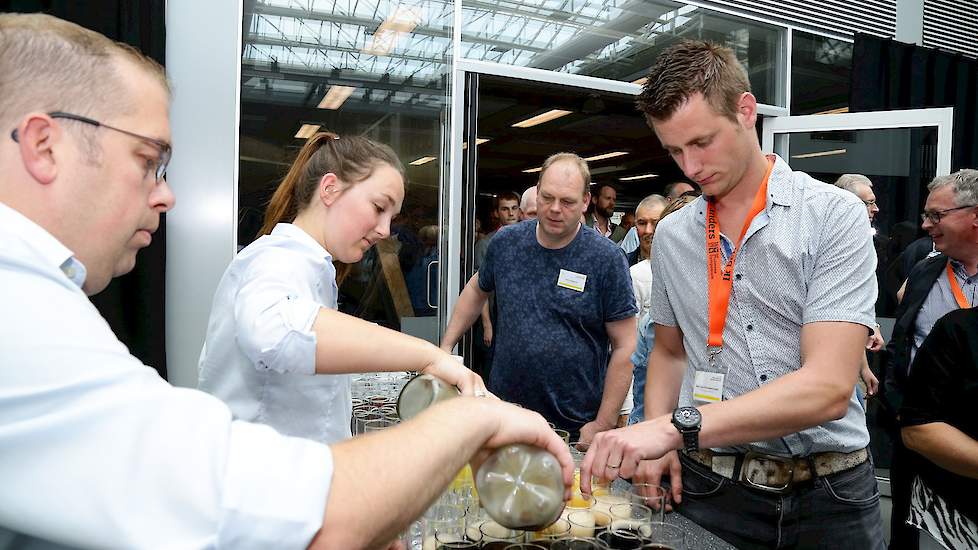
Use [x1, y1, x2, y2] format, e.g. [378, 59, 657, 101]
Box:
[198, 132, 484, 443]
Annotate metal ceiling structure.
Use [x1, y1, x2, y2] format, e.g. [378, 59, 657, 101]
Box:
[238, 0, 751, 112]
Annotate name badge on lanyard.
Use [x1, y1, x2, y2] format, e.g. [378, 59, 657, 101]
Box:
[701, 158, 774, 400]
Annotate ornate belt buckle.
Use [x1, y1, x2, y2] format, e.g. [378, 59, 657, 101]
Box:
[740, 451, 794, 494]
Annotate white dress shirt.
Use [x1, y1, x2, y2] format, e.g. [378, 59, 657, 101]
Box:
[198, 223, 352, 444]
[0, 202, 333, 549]
[630, 258, 652, 319]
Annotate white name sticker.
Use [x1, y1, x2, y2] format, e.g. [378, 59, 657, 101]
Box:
[693, 371, 724, 405]
[557, 269, 587, 292]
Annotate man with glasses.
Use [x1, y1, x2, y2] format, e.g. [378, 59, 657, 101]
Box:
[0, 13, 571, 549]
[882, 169, 978, 549]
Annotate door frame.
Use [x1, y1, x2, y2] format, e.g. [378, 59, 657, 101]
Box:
[761, 107, 954, 175]
[441, 59, 787, 341]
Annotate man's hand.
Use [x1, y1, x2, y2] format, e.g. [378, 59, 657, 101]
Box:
[471, 400, 575, 500]
[482, 319, 493, 347]
[421, 354, 490, 397]
[634, 452, 683, 506]
[867, 325, 884, 352]
[579, 416, 679, 494]
[861, 364, 879, 397]
[578, 418, 617, 446]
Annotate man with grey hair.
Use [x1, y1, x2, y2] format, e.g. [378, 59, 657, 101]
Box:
[0, 13, 571, 549]
[884, 168, 978, 548]
[620, 183, 696, 254]
[835, 174, 880, 223]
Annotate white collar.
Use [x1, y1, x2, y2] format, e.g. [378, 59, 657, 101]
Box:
[0, 201, 86, 288]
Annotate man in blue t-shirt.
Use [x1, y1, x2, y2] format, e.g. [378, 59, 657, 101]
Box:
[441, 153, 637, 441]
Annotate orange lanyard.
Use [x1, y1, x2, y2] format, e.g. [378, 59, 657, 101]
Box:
[706, 159, 774, 364]
[946, 262, 972, 309]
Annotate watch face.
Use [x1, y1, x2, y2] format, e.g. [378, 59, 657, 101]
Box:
[674, 407, 701, 429]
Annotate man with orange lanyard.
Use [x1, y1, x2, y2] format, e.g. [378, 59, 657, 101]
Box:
[580, 40, 885, 548]
[883, 169, 978, 550]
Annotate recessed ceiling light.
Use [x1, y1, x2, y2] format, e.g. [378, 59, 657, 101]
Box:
[318, 85, 356, 110]
[512, 109, 573, 128]
[462, 137, 491, 149]
[814, 106, 849, 115]
[410, 156, 437, 166]
[619, 173, 659, 181]
[294, 124, 321, 139]
[584, 151, 629, 162]
[791, 148, 847, 159]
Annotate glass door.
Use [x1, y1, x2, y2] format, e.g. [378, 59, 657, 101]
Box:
[762, 107, 954, 490]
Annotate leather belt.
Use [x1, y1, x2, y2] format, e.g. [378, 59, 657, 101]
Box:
[683, 447, 869, 494]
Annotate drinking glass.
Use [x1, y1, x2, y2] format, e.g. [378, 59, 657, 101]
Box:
[479, 520, 524, 550]
[628, 484, 669, 521]
[608, 502, 653, 532]
[640, 522, 685, 549]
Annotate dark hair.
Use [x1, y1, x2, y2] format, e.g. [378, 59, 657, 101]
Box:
[494, 191, 520, 209]
[637, 40, 750, 123]
[259, 132, 405, 237]
[591, 182, 617, 197]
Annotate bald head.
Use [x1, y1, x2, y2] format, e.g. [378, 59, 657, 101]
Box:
[538, 153, 590, 196]
[520, 186, 538, 220]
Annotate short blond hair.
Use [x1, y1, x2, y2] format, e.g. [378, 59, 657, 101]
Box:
[538, 152, 590, 195]
[0, 13, 169, 134]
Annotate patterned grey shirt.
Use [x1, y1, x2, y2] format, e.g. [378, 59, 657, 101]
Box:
[650, 155, 878, 456]
[911, 259, 977, 365]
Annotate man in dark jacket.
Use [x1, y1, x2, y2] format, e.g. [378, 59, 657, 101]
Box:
[883, 169, 978, 549]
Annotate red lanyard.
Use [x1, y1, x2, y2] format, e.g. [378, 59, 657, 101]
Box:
[706, 159, 774, 360]
[947, 262, 972, 309]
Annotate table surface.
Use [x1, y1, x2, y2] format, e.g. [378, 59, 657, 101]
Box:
[667, 510, 736, 550]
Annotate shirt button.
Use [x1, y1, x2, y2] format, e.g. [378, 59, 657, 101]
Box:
[735, 273, 742, 280]
[746, 324, 754, 331]
[760, 374, 768, 381]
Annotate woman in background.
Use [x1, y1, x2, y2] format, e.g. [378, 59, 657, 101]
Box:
[199, 132, 484, 443]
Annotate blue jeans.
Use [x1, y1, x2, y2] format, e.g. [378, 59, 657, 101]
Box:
[677, 452, 886, 549]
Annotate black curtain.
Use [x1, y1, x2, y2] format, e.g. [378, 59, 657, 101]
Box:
[851, 33, 978, 171]
[6, 0, 169, 380]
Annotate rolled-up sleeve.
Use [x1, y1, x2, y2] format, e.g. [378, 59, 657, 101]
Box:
[234, 253, 321, 375]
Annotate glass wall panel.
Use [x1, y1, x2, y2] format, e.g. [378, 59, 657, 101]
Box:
[460, 0, 784, 105]
[239, 0, 452, 340]
[791, 30, 852, 115]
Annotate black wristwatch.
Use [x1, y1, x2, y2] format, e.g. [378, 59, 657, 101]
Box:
[672, 407, 702, 453]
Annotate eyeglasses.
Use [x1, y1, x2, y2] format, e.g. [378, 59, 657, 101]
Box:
[862, 199, 877, 207]
[920, 204, 977, 224]
[10, 111, 171, 182]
